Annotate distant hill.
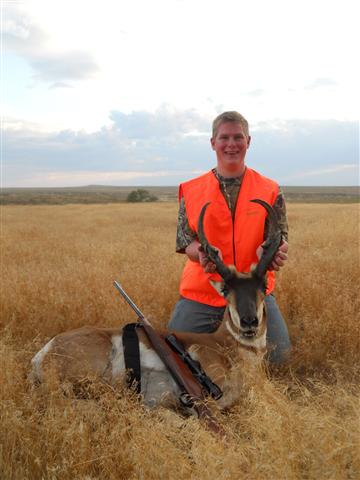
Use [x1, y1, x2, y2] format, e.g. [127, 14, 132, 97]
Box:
[0, 186, 178, 205]
[1, 185, 358, 205]
[281, 186, 359, 203]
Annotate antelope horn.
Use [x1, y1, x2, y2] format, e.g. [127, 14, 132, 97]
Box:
[250, 199, 282, 278]
[197, 203, 233, 282]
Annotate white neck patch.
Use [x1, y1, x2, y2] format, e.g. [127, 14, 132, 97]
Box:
[225, 318, 242, 342]
[225, 318, 267, 351]
[228, 304, 241, 329]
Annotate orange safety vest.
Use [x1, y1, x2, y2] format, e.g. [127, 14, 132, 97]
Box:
[179, 167, 279, 307]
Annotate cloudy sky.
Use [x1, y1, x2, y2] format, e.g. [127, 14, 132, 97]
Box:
[2, 0, 359, 187]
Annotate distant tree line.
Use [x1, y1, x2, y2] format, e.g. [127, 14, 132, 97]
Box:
[126, 189, 158, 203]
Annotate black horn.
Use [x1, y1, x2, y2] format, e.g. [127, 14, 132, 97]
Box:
[197, 203, 233, 281]
[250, 199, 282, 278]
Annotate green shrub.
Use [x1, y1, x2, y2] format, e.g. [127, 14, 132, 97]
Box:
[126, 189, 158, 203]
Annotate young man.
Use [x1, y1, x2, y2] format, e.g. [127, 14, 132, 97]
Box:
[168, 111, 290, 363]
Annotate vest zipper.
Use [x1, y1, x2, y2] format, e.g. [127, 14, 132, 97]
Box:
[232, 203, 237, 266]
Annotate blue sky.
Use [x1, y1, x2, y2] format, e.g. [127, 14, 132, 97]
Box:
[2, 0, 359, 187]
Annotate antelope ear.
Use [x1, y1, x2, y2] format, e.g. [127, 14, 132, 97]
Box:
[210, 280, 226, 296]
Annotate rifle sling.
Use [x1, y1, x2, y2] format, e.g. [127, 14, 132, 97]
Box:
[122, 323, 141, 394]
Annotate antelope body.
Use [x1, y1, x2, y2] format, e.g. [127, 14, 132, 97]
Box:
[30, 199, 281, 414]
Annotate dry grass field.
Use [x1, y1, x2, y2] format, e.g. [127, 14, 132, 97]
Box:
[1, 202, 359, 479]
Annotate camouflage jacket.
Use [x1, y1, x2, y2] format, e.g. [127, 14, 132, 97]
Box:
[176, 168, 288, 253]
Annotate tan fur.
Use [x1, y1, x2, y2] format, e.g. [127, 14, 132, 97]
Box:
[31, 307, 266, 413]
[31, 270, 268, 412]
[38, 326, 121, 383]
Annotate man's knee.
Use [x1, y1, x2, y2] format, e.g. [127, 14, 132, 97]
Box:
[267, 340, 291, 364]
[168, 298, 224, 333]
[168, 299, 191, 331]
[265, 294, 291, 364]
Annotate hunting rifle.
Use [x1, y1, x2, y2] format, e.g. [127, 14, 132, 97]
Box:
[113, 280, 224, 435]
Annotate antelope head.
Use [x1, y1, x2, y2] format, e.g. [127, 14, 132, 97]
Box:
[197, 199, 282, 344]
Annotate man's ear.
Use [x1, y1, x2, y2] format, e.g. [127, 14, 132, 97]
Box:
[247, 135, 251, 148]
[210, 280, 226, 296]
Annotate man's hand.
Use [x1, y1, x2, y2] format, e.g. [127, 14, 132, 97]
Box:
[198, 245, 221, 273]
[185, 240, 222, 273]
[256, 239, 288, 271]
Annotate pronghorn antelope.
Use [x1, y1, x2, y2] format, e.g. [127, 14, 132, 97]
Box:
[30, 199, 281, 413]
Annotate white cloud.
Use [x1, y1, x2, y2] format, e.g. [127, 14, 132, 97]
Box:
[49, 82, 73, 90]
[3, 9, 46, 53]
[305, 78, 338, 90]
[23, 169, 206, 187]
[109, 104, 211, 139]
[3, 112, 358, 187]
[2, 0, 359, 186]
[246, 89, 267, 97]
[279, 164, 358, 183]
[3, 0, 358, 132]
[292, 164, 357, 177]
[3, 5, 99, 85]
[30, 51, 99, 82]
[3, 17, 30, 40]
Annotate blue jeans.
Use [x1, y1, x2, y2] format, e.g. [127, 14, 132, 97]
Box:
[168, 294, 291, 364]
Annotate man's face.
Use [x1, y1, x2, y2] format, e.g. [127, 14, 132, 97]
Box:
[211, 122, 251, 176]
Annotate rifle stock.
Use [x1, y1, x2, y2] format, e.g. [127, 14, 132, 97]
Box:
[141, 323, 224, 435]
[114, 281, 224, 436]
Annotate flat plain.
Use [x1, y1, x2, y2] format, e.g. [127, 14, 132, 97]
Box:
[1, 202, 359, 479]
[1, 185, 359, 204]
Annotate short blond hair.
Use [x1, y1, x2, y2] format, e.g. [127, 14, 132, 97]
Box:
[212, 111, 249, 139]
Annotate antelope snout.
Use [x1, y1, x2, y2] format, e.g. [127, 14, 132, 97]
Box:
[240, 316, 258, 329]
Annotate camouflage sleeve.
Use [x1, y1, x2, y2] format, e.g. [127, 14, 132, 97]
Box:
[176, 197, 198, 253]
[264, 189, 289, 242]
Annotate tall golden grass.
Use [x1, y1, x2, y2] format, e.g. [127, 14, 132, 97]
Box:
[1, 202, 359, 479]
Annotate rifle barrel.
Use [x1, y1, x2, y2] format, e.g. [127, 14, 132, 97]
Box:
[113, 281, 149, 324]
